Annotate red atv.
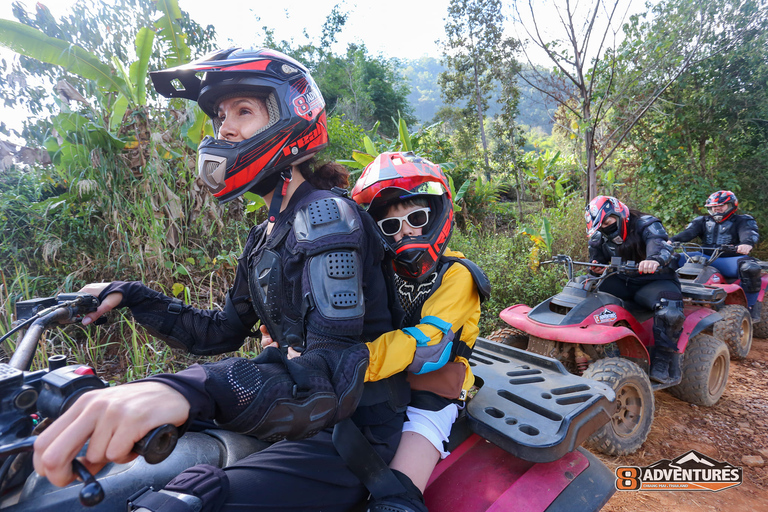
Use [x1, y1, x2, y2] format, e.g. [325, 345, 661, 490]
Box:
[489, 255, 730, 456]
[676, 242, 766, 357]
[0, 294, 618, 512]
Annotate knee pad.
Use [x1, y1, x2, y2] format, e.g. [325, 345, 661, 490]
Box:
[653, 295, 685, 350]
[739, 260, 762, 293]
[129, 465, 229, 512]
[213, 344, 368, 442]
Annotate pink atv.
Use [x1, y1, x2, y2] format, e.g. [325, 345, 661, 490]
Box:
[0, 294, 618, 512]
[489, 255, 730, 456]
[676, 242, 766, 357]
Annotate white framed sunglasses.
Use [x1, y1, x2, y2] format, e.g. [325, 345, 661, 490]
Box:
[377, 207, 431, 236]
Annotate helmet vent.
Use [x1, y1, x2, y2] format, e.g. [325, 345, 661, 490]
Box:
[326, 252, 355, 278]
[308, 198, 340, 225]
[331, 291, 358, 308]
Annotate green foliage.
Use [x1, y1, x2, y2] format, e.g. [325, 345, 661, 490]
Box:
[450, 229, 566, 334]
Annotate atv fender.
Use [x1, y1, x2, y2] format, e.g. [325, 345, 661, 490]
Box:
[677, 308, 722, 351]
[758, 275, 768, 302]
[710, 282, 748, 306]
[499, 305, 644, 348]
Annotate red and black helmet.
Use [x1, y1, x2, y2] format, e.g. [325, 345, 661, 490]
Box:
[585, 195, 630, 243]
[705, 190, 738, 223]
[150, 48, 328, 202]
[351, 152, 453, 281]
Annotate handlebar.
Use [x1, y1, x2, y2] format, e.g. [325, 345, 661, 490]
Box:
[672, 242, 739, 265]
[0, 293, 180, 506]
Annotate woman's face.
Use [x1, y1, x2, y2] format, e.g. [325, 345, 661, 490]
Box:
[216, 96, 270, 142]
[601, 216, 618, 229]
[382, 203, 425, 242]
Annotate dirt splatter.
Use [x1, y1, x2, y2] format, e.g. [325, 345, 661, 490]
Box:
[597, 337, 768, 511]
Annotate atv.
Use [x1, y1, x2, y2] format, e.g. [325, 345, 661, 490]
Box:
[489, 255, 730, 457]
[0, 293, 618, 511]
[676, 242, 767, 357]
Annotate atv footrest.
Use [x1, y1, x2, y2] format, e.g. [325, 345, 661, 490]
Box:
[467, 337, 615, 463]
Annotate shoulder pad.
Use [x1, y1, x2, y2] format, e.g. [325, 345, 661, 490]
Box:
[588, 232, 603, 247]
[442, 256, 491, 303]
[739, 214, 756, 221]
[293, 196, 360, 243]
[637, 216, 667, 238]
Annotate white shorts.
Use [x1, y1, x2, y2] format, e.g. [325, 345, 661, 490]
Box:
[402, 403, 460, 459]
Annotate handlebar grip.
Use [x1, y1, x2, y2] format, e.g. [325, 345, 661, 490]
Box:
[132, 423, 179, 464]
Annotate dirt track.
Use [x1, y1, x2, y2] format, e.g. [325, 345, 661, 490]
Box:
[596, 336, 768, 511]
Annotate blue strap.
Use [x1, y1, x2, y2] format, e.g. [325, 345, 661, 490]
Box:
[403, 326, 431, 347]
[420, 315, 451, 334]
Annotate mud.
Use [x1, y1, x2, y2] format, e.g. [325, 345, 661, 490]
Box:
[597, 337, 768, 511]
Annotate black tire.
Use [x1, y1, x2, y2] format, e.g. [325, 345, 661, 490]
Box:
[753, 301, 768, 338]
[487, 327, 529, 350]
[669, 333, 729, 406]
[713, 304, 752, 359]
[581, 358, 654, 456]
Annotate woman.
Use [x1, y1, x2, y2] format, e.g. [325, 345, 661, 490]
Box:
[33, 48, 412, 512]
[586, 196, 682, 384]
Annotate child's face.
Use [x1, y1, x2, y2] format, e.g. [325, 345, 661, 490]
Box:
[216, 96, 270, 142]
[381, 203, 428, 242]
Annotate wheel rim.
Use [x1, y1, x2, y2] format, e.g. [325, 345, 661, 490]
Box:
[738, 316, 751, 350]
[709, 352, 728, 396]
[612, 382, 645, 437]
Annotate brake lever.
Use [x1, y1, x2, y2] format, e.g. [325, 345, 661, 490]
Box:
[0, 423, 178, 507]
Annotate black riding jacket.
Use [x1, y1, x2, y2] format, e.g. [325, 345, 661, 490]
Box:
[589, 214, 677, 281]
[101, 182, 408, 449]
[671, 214, 759, 256]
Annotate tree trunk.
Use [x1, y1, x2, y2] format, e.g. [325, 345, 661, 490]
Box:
[471, 38, 490, 181]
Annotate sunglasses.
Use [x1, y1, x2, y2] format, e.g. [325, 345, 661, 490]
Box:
[377, 207, 431, 236]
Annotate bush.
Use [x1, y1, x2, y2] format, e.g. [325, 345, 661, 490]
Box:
[449, 229, 567, 335]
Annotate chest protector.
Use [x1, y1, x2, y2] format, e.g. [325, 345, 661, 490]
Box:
[704, 217, 736, 246]
[247, 191, 364, 352]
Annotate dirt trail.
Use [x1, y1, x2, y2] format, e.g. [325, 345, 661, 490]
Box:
[596, 337, 768, 511]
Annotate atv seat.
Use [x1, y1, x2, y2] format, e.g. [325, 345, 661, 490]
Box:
[464, 338, 615, 463]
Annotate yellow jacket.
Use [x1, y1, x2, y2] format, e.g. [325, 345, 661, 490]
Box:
[364, 249, 480, 398]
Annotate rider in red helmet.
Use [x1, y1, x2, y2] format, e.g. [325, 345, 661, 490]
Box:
[586, 196, 683, 384]
[672, 190, 761, 320]
[351, 151, 489, 512]
[33, 48, 413, 512]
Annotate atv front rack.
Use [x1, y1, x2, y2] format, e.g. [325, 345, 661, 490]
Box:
[680, 282, 727, 307]
[467, 338, 615, 463]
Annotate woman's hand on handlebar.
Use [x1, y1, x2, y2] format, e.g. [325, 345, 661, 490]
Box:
[33, 382, 190, 488]
[737, 244, 753, 255]
[638, 259, 660, 274]
[259, 325, 300, 359]
[78, 283, 122, 326]
[590, 260, 606, 275]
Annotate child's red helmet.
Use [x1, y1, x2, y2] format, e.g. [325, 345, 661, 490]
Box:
[351, 152, 453, 281]
[150, 48, 328, 202]
[585, 195, 630, 243]
[705, 190, 738, 223]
